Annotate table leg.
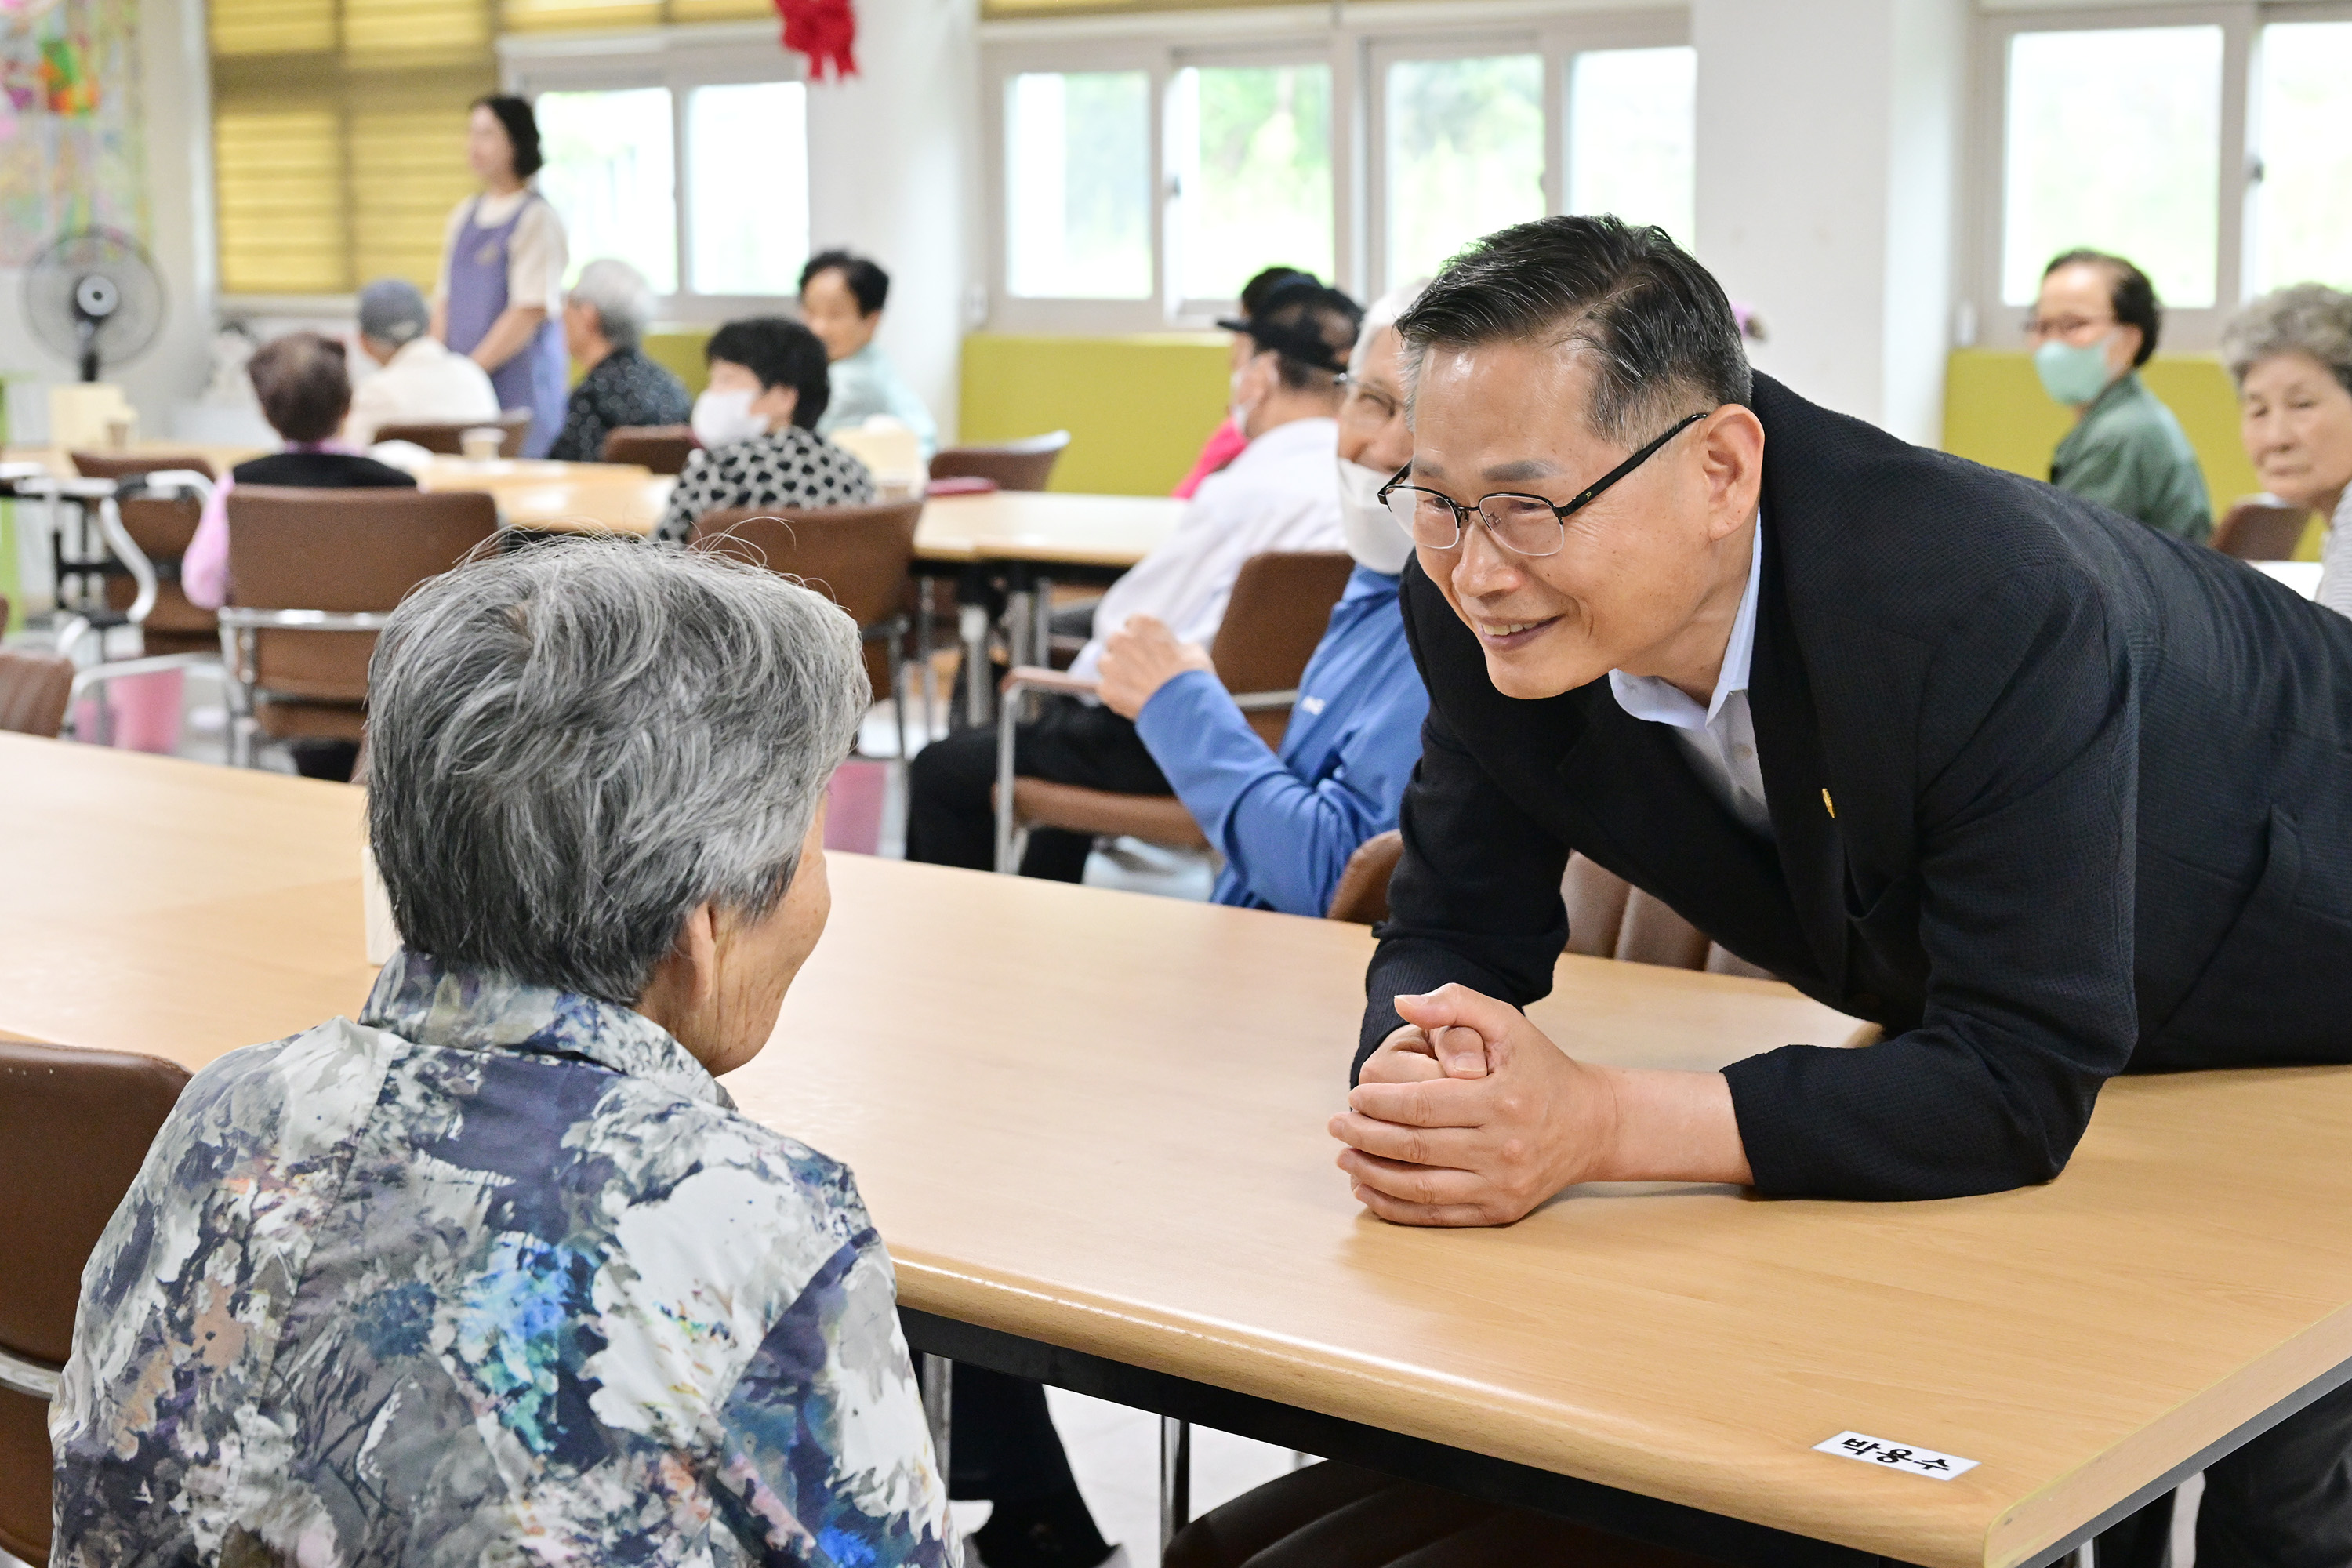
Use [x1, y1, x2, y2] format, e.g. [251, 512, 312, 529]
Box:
[916, 578, 940, 740]
[1032, 575, 1054, 674]
[920, 1354, 953, 1492]
[1006, 583, 1036, 673]
[1160, 1415, 1192, 1551]
[960, 601, 992, 729]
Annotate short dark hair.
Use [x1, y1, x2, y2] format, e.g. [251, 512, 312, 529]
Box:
[2044, 249, 2161, 367]
[1240, 265, 1312, 318]
[705, 317, 831, 429]
[1396, 216, 1753, 444]
[1247, 285, 1363, 394]
[247, 331, 352, 443]
[473, 95, 543, 180]
[799, 250, 889, 317]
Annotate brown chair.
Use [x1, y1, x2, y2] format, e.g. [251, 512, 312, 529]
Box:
[1324, 829, 1406, 923]
[372, 408, 534, 457]
[688, 502, 925, 762]
[0, 1040, 190, 1563]
[71, 454, 220, 658]
[992, 550, 1355, 873]
[0, 646, 72, 738]
[218, 486, 501, 764]
[2212, 499, 2313, 561]
[601, 425, 699, 475]
[929, 430, 1071, 493]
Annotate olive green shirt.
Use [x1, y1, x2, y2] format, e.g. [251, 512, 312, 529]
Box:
[2049, 370, 2212, 543]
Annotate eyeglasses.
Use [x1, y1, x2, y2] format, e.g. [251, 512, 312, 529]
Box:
[1338, 376, 1404, 426]
[1377, 410, 1710, 557]
[2023, 312, 2114, 342]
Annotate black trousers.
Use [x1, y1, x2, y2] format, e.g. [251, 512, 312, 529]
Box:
[948, 1364, 1078, 1504]
[905, 695, 1171, 882]
[2096, 1378, 2352, 1567]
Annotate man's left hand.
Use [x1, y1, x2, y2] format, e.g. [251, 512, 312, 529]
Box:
[1096, 615, 1216, 719]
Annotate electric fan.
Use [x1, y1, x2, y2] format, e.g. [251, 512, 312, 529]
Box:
[24, 227, 166, 383]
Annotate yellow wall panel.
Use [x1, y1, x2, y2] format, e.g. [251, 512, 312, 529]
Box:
[960, 332, 1229, 495]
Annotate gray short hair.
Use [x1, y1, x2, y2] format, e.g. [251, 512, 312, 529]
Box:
[1396, 215, 1752, 443]
[2222, 284, 2352, 397]
[567, 258, 655, 353]
[367, 538, 867, 1004]
[1349, 281, 1426, 380]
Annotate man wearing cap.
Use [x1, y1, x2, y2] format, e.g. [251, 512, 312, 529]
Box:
[905, 283, 1364, 885]
[347, 278, 502, 447]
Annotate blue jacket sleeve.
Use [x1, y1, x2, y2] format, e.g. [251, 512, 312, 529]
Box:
[1134, 666, 1427, 917]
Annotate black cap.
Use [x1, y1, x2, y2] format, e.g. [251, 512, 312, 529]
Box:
[1218, 281, 1356, 376]
[1214, 274, 1321, 335]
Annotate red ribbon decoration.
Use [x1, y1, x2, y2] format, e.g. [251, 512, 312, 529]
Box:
[776, 0, 857, 81]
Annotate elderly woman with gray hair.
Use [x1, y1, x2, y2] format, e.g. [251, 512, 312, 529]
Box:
[548, 256, 693, 461]
[48, 540, 956, 1568]
[2223, 282, 2352, 621]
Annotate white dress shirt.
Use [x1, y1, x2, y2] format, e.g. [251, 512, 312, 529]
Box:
[1070, 416, 1345, 681]
[346, 336, 503, 445]
[2317, 488, 2352, 624]
[1607, 514, 1773, 838]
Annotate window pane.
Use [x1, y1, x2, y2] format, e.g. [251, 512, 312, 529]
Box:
[1567, 47, 1694, 249]
[1007, 70, 1151, 299]
[1170, 63, 1332, 303]
[2255, 21, 2352, 292]
[688, 82, 808, 296]
[2001, 27, 2221, 307]
[535, 87, 677, 295]
[1385, 54, 1543, 286]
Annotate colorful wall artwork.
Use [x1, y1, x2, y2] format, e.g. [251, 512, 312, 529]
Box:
[0, 0, 144, 262]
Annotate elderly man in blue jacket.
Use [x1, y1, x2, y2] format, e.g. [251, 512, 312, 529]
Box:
[1094, 285, 1430, 915]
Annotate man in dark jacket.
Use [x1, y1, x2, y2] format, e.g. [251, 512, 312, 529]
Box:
[1327, 216, 2352, 1568]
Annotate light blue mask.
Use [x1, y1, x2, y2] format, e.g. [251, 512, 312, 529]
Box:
[2034, 336, 2115, 407]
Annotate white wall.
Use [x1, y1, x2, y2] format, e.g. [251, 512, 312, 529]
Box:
[804, 0, 980, 445]
[0, 0, 216, 443]
[1692, 0, 1968, 445]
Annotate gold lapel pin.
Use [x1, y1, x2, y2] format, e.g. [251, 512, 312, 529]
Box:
[1820, 787, 1836, 819]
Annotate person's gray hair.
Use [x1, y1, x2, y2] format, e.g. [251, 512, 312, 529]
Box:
[366, 538, 867, 1004]
[2221, 284, 2352, 397]
[567, 257, 655, 353]
[1395, 215, 1752, 444]
[1348, 281, 1426, 379]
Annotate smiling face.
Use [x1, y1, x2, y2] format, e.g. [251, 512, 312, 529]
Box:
[2240, 350, 2352, 517]
[800, 268, 877, 363]
[1407, 338, 1765, 701]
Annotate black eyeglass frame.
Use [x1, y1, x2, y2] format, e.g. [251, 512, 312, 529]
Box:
[1377, 408, 1711, 556]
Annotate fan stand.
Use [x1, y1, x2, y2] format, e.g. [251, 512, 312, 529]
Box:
[75, 319, 100, 383]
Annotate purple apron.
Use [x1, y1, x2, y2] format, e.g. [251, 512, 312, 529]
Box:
[444, 193, 569, 459]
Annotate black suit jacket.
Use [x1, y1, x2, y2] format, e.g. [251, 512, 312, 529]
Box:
[1362, 373, 2352, 1200]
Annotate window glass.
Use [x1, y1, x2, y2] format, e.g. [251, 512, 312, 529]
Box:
[2254, 21, 2352, 292]
[1170, 62, 1333, 303]
[688, 82, 809, 295]
[1007, 69, 1152, 299]
[535, 87, 678, 295]
[1567, 47, 1694, 249]
[1385, 53, 1544, 286]
[2001, 26, 2222, 307]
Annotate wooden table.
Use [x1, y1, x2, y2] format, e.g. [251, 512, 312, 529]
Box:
[414, 457, 664, 535]
[14, 736, 2344, 1567]
[3, 441, 266, 477]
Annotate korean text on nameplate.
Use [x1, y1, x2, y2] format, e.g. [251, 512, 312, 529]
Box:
[1813, 1432, 1979, 1480]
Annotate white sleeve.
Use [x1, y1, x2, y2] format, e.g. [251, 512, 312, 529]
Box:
[506, 201, 568, 312]
[2318, 497, 2352, 623]
[346, 375, 393, 446]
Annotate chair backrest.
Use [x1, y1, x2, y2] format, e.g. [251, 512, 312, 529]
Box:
[1326, 829, 1403, 923]
[372, 408, 533, 457]
[2212, 499, 2312, 561]
[689, 502, 924, 632]
[0, 647, 72, 737]
[1563, 852, 1769, 977]
[929, 430, 1072, 492]
[0, 1040, 188, 1563]
[68, 452, 217, 483]
[601, 424, 698, 474]
[1206, 550, 1355, 743]
[225, 485, 501, 699]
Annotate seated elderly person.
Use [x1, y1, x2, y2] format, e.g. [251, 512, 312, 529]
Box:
[1093, 284, 1428, 916]
[48, 541, 956, 1568]
[344, 277, 502, 446]
[800, 249, 938, 463]
[655, 315, 876, 545]
[906, 284, 1362, 882]
[548, 256, 692, 462]
[2223, 283, 2352, 621]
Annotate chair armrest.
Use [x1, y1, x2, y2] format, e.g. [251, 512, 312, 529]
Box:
[1000, 665, 1099, 701]
[216, 608, 394, 633]
[1229, 688, 1298, 713]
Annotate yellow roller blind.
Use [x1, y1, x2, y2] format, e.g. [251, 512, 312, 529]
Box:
[499, 0, 769, 31]
[981, 0, 1301, 16]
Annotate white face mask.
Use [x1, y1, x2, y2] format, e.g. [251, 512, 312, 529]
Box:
[1336, 456, 1414, 575]
[691, 386, 768, 449]
[1229, 356, 1268, 437]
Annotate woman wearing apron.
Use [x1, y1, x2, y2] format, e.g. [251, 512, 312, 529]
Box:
[433, 96, 570, 458]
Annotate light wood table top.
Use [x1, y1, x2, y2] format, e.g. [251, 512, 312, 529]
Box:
[7, 734, 2349, 1566]
[4, 441, 267, 477]
[415, 458, 666, 536]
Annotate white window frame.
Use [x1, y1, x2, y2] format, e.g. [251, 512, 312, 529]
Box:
[1965, 2, 2352, 354]
[501, 23, 808, 322]
[981, 2, 1686, 333]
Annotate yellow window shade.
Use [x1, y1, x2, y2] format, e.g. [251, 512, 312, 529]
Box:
[499, 0, 663, 33]
[663, 0, 774, 25]
[350, 103, 482, 288]
[981, 0, 1301, 16]
[215, 107, 349, 294]
[211, 0, 335, 56]
[345, 0, 492, 60]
